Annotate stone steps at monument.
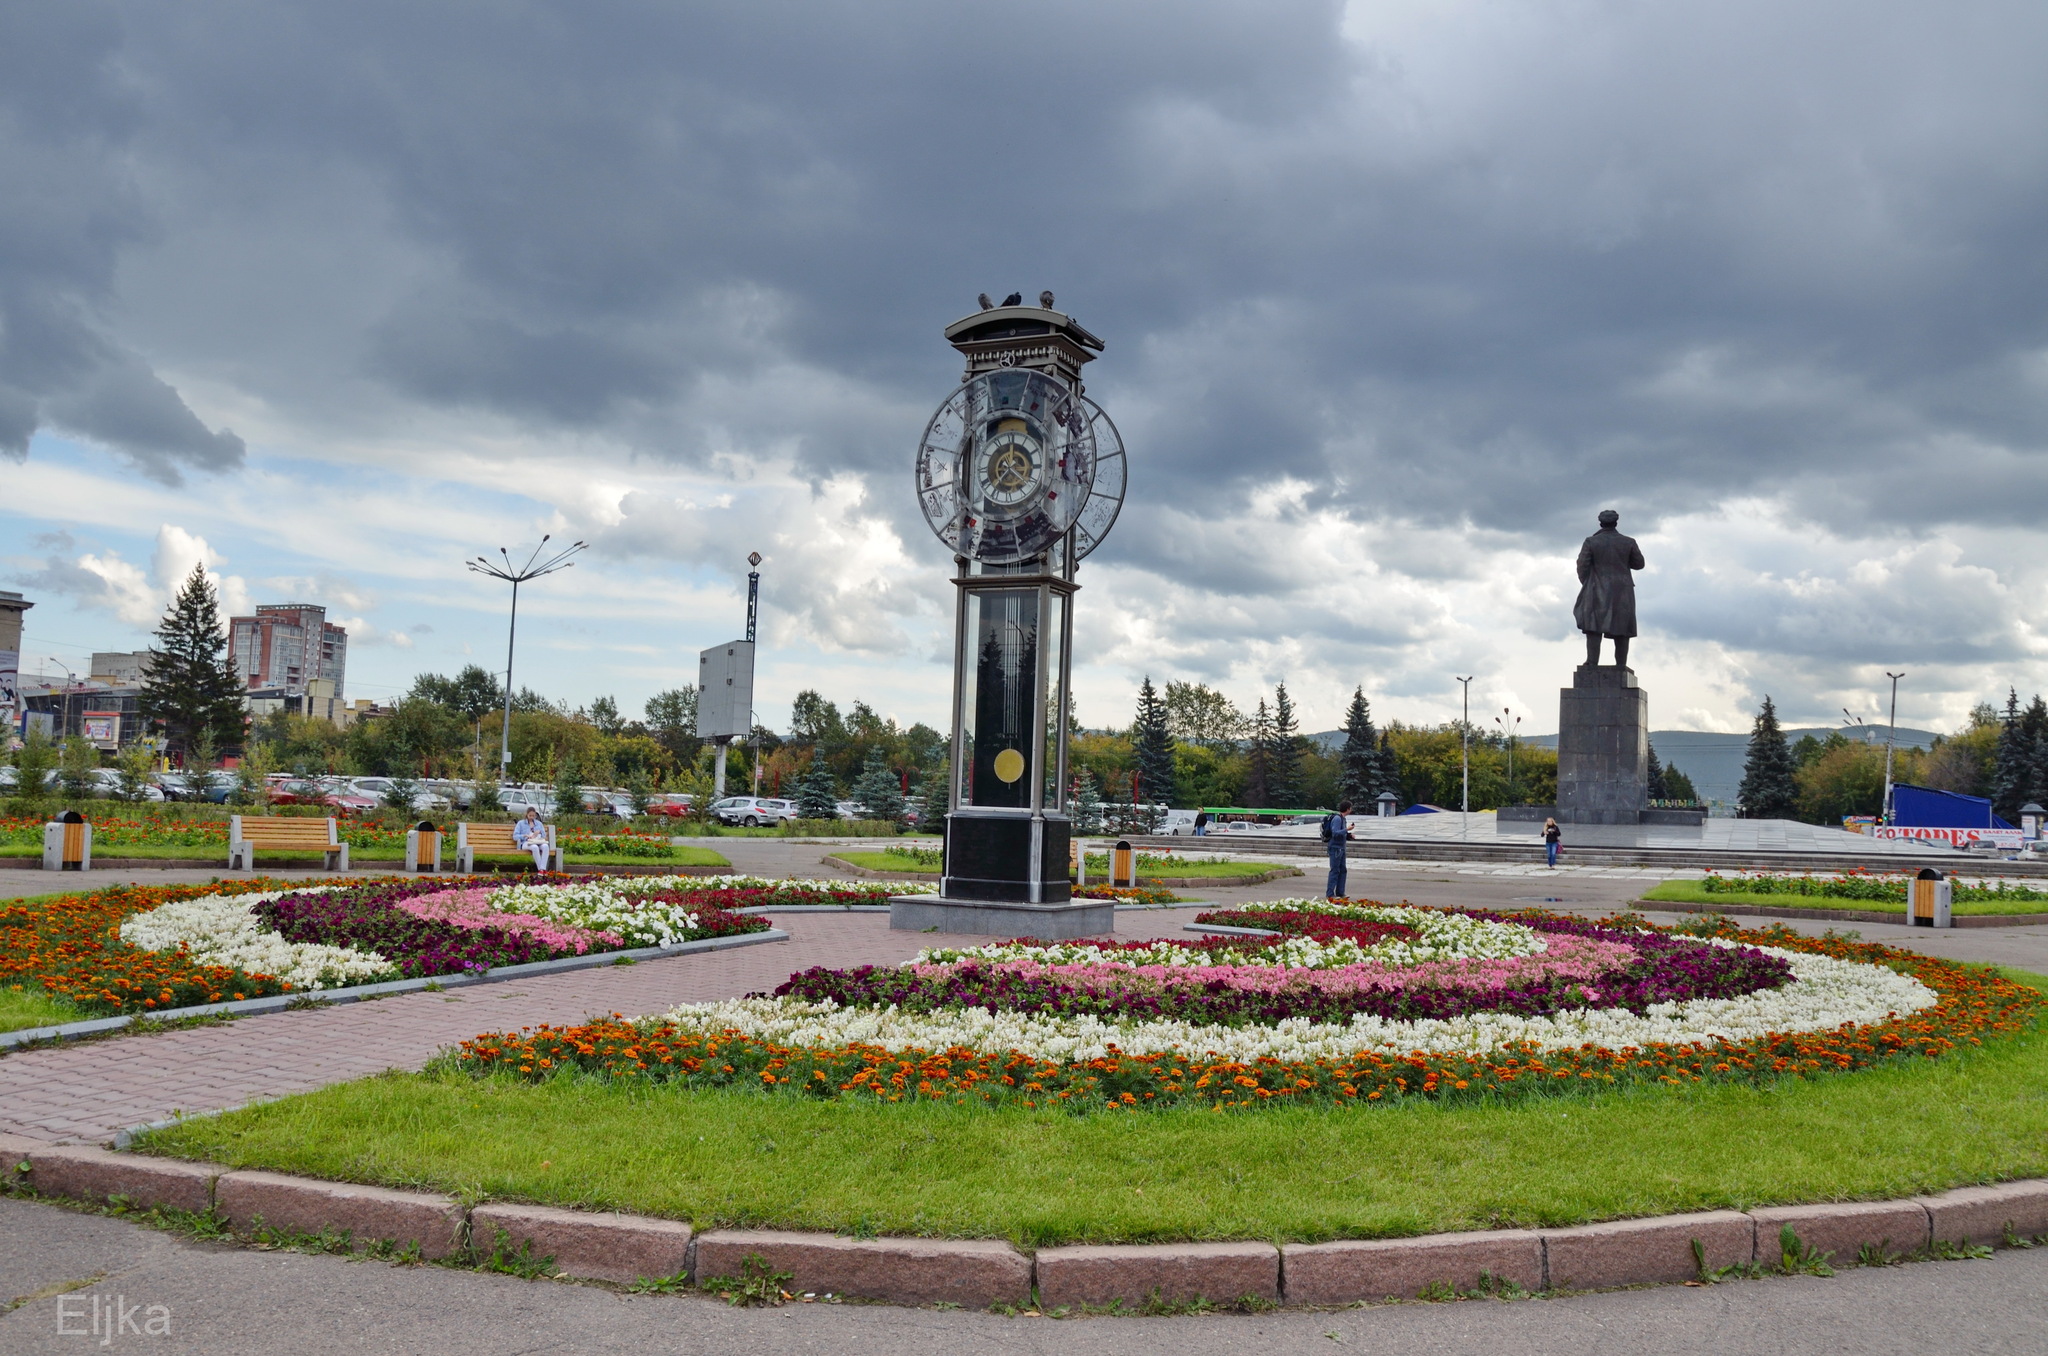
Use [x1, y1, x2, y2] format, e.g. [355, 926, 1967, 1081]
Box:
[1125, 834, 2048, 877]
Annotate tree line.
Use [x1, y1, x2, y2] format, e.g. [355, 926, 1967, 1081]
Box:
[1736, 690, 2048, 824]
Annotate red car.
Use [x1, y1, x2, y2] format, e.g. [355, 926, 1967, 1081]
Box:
[644, 793, 696, 819]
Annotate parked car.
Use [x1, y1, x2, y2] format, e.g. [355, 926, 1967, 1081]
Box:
[645, 793, 695, 819]
[82, 768, 164, 801]
[499, 787, 556, 817]
[709, 796, 796, 827]
[315, 777, 378, 811]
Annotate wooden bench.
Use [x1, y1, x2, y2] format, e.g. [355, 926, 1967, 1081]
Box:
[228, 815, 349, 871]
[456, 820, 560, 872]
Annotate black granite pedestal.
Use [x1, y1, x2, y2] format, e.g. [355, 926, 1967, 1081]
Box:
[887, 808, 1113, 939]
[1557, 664, 1648, 825]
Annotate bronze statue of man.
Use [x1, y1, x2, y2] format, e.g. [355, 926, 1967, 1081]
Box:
[1574, 509, 1644, 667]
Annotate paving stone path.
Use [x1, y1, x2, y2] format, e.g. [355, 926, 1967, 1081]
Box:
[0, 909, 1199, 1146]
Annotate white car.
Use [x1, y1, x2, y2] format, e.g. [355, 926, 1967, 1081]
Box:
[711, 796, 796, 827]
[87, 768, 167, 801]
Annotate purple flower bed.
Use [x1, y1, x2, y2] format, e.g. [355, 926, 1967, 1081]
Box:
[253, 879, 576, 979]
[770, 913, 1795, 1027]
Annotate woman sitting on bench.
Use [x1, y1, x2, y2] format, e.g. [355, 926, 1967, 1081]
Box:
[512, 807, 550, 872]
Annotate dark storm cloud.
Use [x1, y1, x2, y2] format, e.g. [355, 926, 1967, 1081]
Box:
[9, 0, 2048, 692]
[0, 3, 244, 482]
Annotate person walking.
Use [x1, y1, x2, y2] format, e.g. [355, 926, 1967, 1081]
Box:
[1324, 800, 1353, 900]
[512, 805, 552, 872]
[1543, 816, 1562, 869]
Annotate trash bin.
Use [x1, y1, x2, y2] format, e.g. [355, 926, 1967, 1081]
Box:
[1110, 839, 1137, 888]
[42, 810, 92, 871]
[1908, 868, 1952, 929]
[406, 819, 443, 873]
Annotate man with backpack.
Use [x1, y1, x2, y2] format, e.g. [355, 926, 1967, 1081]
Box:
[1322, 801, 1353, 901]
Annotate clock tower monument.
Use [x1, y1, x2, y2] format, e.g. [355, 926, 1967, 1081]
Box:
[889, 296, 1127, 939]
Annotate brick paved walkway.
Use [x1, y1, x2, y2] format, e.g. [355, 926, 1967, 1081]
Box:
[0, 909, 1201, 1146]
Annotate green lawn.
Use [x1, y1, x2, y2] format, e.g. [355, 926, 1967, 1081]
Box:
[0, 985, 83, 1034]
[141, 973, 2048, 1246]
[1640, 881, 2048, 916]
[833, 850, 1291, 881]
[0, 844, 731, 869]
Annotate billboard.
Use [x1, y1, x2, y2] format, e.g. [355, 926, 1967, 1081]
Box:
[1870, 824, 2022, 851]
[0, 648, 16, 728]
[82, 712, 121, 748]
[696, 640, 755, 739]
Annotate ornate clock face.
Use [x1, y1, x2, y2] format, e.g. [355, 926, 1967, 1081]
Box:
[915, 368, 1097, 564]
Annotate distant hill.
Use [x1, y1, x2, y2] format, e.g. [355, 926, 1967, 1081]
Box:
[1307, 725, 1940, 812]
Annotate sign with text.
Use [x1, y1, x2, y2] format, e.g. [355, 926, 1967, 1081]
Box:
[1872, 824, 2022, 851]
[82, 711, 121, 748]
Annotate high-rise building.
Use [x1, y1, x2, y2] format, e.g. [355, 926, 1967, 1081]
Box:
[229, 604, 347, 698]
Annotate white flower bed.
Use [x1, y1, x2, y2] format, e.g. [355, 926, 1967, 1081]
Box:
[484, 881, 704, 948]
[479, 874, 931, 944]
[118, 889, 395, 990]
[925, 902, 1543, 970]
[655, 944, 1935, 1060]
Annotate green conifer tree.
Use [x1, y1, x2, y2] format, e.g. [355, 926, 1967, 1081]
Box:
[1645, 740, 1667, 801]
[1738, 695, 1799, 819]
[851, 748, 907, 826]
[791, 749, 841, 820]
[912, 773, 947, 834]
[1072, 768, 1104, 834]
[1244, 700, 1274, 808]
[139, 564, 248, 762]
[1131, 676, 1179, 810]
[1267, 682, 1306, 807]
[1339, 686, 1382, 805]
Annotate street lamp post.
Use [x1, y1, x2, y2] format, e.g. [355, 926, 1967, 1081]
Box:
[466, 536, 587, 784]
[1884, 671, 1905, 823]
[1456, 676, 1474, 814]
[1493, 707, 1521, 802]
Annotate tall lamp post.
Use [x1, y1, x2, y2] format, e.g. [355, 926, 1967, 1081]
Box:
[1884, 671, 1905, 823]
[1456, 676, 1474, 814]
[467, 536, 587, 783]
[1493, 707, 1521, 802]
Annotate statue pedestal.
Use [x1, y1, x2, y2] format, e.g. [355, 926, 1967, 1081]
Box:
[1556, 664, 1648, 825]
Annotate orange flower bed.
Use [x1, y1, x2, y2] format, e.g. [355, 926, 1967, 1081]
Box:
[452, 915, 2042, 1110]
[2, 879, 305, 1017]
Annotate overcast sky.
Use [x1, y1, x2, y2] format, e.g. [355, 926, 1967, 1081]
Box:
[6, 0, 2047, 737]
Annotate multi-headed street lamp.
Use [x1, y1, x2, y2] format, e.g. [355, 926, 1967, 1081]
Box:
[466, 536, 587, 780]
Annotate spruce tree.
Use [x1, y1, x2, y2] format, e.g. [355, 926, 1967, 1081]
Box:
[912, 773, 947, 834]
[791, 749, 840, 819]
[1990, 690, 2045, 824]
[851, 748, 907, 825]
[139, 564, 247, 761]
[1645, 740, 1667, 801]
[1339, 687, 1382, 805]
[1738, 695, 1798, 819]
[1072, 768, 1104, 834]
[1131, 676, 1179, 810]
[1245, 700, 1274, 808]
[1267, 682, 1306, 807]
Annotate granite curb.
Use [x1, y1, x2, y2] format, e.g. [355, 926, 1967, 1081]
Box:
[0, 928, 788, 1051]
[10, 1152, 2048, 1304]
[1631, 899, 2048, 928]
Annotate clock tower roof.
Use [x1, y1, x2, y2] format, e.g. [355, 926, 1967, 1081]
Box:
[944, 305, 1103, 387]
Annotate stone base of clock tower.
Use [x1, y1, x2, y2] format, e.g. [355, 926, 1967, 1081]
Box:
[887, 809, 1114, 938]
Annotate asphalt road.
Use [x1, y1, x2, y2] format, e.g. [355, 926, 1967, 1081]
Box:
[4, 1197, 2046, 1355]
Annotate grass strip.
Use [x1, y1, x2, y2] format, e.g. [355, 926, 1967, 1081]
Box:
[1640, 882, 2048, 916]
[0, 986, 84, 1033]
[139, 971, 2048, 1247]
